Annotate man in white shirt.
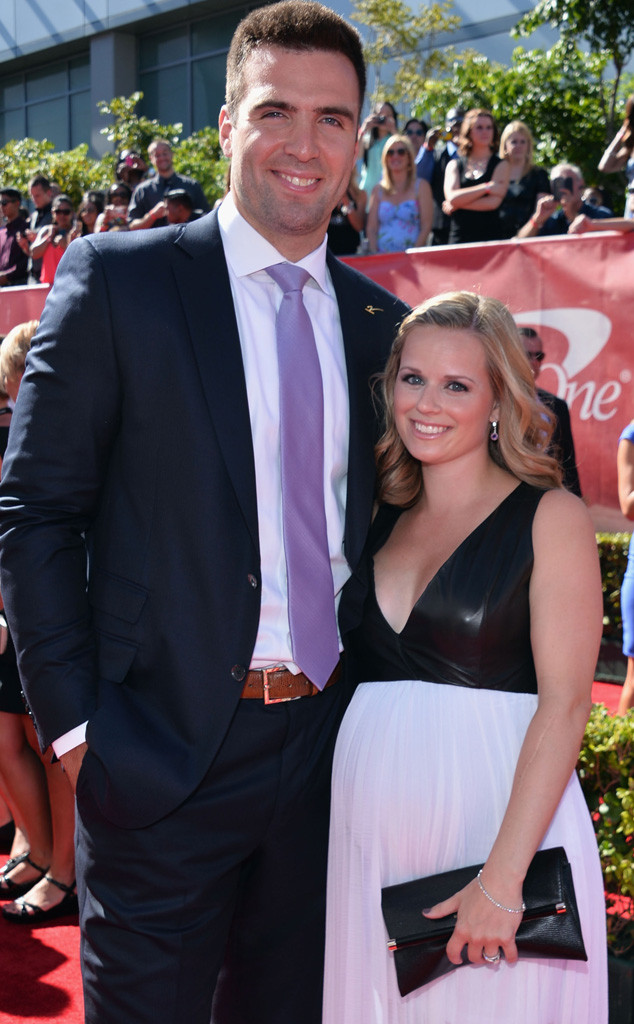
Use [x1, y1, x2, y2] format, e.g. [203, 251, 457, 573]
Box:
[0, 3, 408, 1023]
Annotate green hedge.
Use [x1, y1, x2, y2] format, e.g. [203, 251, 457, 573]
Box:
[579, 703, 634, 956]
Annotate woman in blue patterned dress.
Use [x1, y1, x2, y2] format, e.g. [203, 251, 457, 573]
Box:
[366, 135, 432, 254]
[616, 420, 634, 713]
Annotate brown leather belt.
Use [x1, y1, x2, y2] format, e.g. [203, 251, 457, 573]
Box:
[241, 662, 341, 704]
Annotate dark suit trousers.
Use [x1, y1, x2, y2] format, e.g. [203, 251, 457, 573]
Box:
[75, 682, 346, 1024]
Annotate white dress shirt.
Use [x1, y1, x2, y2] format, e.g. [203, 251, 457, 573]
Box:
[53, 195, 350, 756]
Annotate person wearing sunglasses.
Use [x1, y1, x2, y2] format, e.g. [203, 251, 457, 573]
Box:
[404, 117, 433, 183]
[519, 326, 582, 496]
[0, 188, 29, 288]
[30, 195, 75, 286]
[366, 134, 433, 254]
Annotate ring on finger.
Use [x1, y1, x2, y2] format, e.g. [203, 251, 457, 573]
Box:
[482, 950, 502, 964]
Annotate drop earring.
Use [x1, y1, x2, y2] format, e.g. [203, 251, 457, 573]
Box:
[489, 420, 499, 442]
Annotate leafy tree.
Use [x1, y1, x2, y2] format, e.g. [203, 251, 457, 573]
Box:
[515, 0, 634, 131]
[0, 92, 228, 209]
[0, 138, 111, 208]
[418, 43, 634, 202]
[97, 92, 182, 155]
[98, 92, 227, 203]
[351, 0, 461, 108]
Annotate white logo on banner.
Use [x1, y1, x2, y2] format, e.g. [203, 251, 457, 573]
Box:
[515, 308, 619, 422]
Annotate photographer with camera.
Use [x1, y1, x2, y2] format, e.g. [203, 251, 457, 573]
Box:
[516, 164, 612, 237]
[30, 194, 74, 285]
[357, 102, 398, 207]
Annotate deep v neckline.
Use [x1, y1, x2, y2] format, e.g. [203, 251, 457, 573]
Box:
[372, 484, 524, 636]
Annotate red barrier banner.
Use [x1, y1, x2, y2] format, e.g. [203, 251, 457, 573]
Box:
[1, 234, 632, 524]
[0, 284, 48, 335]
[346, 232, 634, 528]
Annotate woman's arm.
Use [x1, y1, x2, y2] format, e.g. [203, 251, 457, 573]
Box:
[413, 179, 433, 247]
[365, 185, 381, 254]
[443, 159, 509, 212]
[30, 224, 54, 260]
[598, 126, 630, 174]
[617, 434, 634, 519]
[426, 489, 602, 965]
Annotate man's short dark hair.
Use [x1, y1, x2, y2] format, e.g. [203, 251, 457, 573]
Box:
[29, 174, 51, 191]
[226, 0, 365, 117]
[165, 188, 193, 211]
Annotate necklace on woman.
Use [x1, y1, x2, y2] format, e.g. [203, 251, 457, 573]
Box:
[466, 156, 489, 178]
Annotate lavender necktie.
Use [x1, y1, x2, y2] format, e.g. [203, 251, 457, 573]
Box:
[266, 262, 339, 689]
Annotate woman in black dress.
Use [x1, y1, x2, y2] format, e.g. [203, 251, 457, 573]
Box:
[443, 109, 510, 244]
[497, 121, 550, 239]
[323, 291, 607, 1023]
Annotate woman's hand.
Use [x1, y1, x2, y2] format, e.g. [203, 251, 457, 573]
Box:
[423, 874, 523, 965]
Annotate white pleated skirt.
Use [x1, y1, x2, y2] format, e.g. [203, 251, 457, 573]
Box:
[323, 680, 608, 1024]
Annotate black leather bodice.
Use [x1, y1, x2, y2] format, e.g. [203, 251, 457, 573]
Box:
[341, 483, 546, 694]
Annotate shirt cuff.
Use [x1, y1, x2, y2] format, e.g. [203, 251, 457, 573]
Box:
[52, 722, 88, 758]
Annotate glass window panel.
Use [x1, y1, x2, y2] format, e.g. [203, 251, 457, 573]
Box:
[192, 12, 239, 56]
[140, 27, 188, 70]
[27, 98, 69, 150]
[26, 63, 67, 102]
[139, 66, 189, 131]
[69, 56, 90, 92]
[0, 108, 26, 146]
[0, 76, 24, 110]
[192, 56, 226, 130]
[70, 91, 91, 148]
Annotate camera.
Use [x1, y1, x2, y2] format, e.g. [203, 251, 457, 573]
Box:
[552, 176, 574, 201]
[376, 115, 386, 124]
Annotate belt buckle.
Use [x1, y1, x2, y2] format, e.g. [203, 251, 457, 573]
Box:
[263, 666, 294, 705]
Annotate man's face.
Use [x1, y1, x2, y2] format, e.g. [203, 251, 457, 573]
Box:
[219, 45, 360, 260]
[166, 200, 190, 224]
[150, 144, 174, 177]
[0, 195, 21, 223]
[30, 184, 52, 210]
[520, 332, 545, 381]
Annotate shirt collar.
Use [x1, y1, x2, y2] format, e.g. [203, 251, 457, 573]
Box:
[218, 191, 329, 293]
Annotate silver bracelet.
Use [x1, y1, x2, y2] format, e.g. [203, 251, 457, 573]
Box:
[476, 869, 525, 914]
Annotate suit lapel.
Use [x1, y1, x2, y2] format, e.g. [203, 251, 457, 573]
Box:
[171, 214, 259, 552]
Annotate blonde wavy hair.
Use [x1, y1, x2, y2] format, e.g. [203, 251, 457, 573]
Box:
[379, 134, 416, 193]
[499, 120, 535, 174]
[0, 319, 39, 390]
[375, 292, 562, 508]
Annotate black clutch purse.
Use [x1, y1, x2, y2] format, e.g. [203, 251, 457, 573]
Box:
[381, 846, 587, 997]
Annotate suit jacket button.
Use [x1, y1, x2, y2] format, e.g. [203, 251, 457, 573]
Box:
[231, 664, 246, 682]
[247, 574, 258, 588]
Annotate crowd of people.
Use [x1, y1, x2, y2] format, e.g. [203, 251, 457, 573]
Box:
[3, 91, 634, 283]
[0, 140, 211, 286]
[0, 4, 631, 1024]
[329, 100, 634, 255]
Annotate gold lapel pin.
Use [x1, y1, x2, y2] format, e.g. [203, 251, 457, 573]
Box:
[365, 305, 384, 315]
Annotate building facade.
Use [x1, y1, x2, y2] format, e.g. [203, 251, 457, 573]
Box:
[0, 0, 550, 156]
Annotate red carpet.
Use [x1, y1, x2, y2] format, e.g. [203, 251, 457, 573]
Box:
[0, 914, 82, 1023]
[0, 680, 624, 1023]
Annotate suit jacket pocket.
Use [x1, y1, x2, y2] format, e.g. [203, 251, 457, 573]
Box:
[88, 569, 148, 624]
[88, 570, 147, 683]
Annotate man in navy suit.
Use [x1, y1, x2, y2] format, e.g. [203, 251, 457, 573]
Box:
[0, 3, 407, 1022]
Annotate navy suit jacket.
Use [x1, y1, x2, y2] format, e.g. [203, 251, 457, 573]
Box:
[0, 212, 408, 828]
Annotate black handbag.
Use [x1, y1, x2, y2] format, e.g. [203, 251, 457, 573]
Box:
[381, 846, 587, 997]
